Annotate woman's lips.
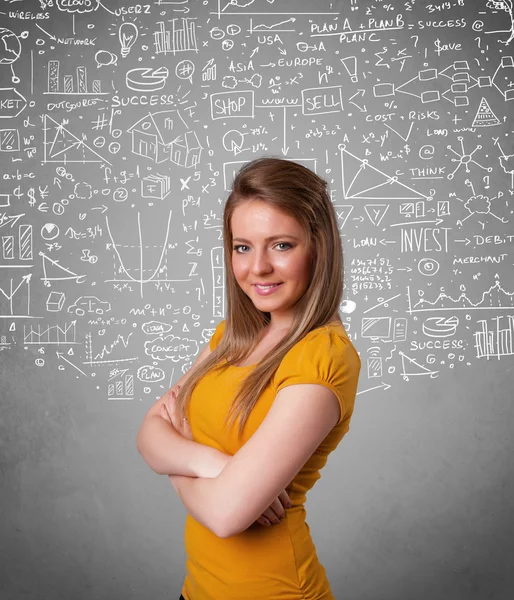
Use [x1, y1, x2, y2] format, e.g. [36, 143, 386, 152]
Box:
[253, 282, 284, 296]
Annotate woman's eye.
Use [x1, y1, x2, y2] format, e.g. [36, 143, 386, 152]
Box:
[233, 243, 291, 253]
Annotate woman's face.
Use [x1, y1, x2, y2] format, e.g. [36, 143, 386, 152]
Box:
[230, 199, 314, 330]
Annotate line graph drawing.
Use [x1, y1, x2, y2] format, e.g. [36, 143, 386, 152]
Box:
[24, 321, 77, 344]
[211, 0, 338, 17]
[83, 331, 138, 366]
[248, 17, 296, 33]
[407, 280, 514, 313]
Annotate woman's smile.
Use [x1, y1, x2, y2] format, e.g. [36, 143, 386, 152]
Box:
[231, 199, 313, 330]
[253, 282, 284, 295]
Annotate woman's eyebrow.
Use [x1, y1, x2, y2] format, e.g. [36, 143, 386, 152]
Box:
[233, 235, 300, 243]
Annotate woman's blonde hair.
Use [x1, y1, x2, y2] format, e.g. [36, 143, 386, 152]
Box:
[174, 157, 344, 441]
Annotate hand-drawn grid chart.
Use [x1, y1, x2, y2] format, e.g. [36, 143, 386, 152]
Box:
[0, 0, 513, 400]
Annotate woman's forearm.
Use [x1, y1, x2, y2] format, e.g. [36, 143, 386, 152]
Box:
[136, 415, 228, 478]
[169, 474, 225, 537]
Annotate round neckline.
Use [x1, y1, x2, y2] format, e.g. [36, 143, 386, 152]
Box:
[228, 321, 346, 369]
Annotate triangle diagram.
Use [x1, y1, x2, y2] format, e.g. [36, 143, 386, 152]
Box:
[340, 146, 428, 200]
[399, 351, 439, 378]
[333, 205, 354, 230]
[472, 97, 500, 127]
[39, 251, 86, 284]
[43, 114, 112, 165]
[364, 204, 389, 226]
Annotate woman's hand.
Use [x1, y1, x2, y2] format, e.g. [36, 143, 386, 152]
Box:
[254, 489, 291, 527]
[162, 385, 292, 527]
[160, 385, 193, 441]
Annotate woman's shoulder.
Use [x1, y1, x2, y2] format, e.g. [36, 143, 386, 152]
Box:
[272, 321, 361, 405]
[285, 321, 356, 359]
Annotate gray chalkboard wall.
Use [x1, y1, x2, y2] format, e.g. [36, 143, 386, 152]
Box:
[1, 0, 513, 598]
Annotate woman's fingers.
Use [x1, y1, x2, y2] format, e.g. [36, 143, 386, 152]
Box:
[181, 417, 193, 441]
[270, 497, 287, 521]
[255, 491, 293, 527]
[259, 498, 286, 525]
[259, 491, 292, 526]
[258, 511, 275, 526]
[277, 489, 292, 509]
[160, 403, 172, 424]
[165, 386, 181, 429]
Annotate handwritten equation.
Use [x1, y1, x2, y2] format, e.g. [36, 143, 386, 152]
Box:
[1, 0, 513, 402]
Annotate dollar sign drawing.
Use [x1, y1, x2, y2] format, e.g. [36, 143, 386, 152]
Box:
[28, 188, 36, 207]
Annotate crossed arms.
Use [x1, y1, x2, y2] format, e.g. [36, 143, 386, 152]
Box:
[136, 339, 341, 538]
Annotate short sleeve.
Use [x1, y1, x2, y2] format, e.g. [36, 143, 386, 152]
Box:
[209, 319, 226, 351]
[272, 328, 361, 428]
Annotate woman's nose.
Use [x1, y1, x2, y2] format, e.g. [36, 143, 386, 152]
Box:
[250, 250, 273, 274]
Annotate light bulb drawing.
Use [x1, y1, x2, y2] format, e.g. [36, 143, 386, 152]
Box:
[119, 22, 138, 58]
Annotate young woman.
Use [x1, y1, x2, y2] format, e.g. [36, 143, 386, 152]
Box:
[137, 157, 361, 600]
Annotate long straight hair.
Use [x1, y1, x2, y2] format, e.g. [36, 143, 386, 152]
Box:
[174, 157, 344, 441]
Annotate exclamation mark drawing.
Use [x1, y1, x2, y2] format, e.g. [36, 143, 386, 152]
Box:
[341, 56, 358, 83]
[350, 0, 358, 10]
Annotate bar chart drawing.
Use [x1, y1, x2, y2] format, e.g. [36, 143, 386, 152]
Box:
[474, 316, 514, 360]
[0, 332, 14, 346]
[45, 61, 107, 95]
[154, 19, 198, 55]
[1, 222, 33, 262]
[107, 369, 134, 400]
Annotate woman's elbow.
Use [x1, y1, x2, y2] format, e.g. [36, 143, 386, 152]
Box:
[217, 508, 253, 538]
[216, 519, 238, 539]
[136, 423, 146, 457]
[136, 423, 162, 474]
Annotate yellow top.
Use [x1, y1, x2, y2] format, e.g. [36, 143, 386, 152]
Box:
[181, 319, 361, 600]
